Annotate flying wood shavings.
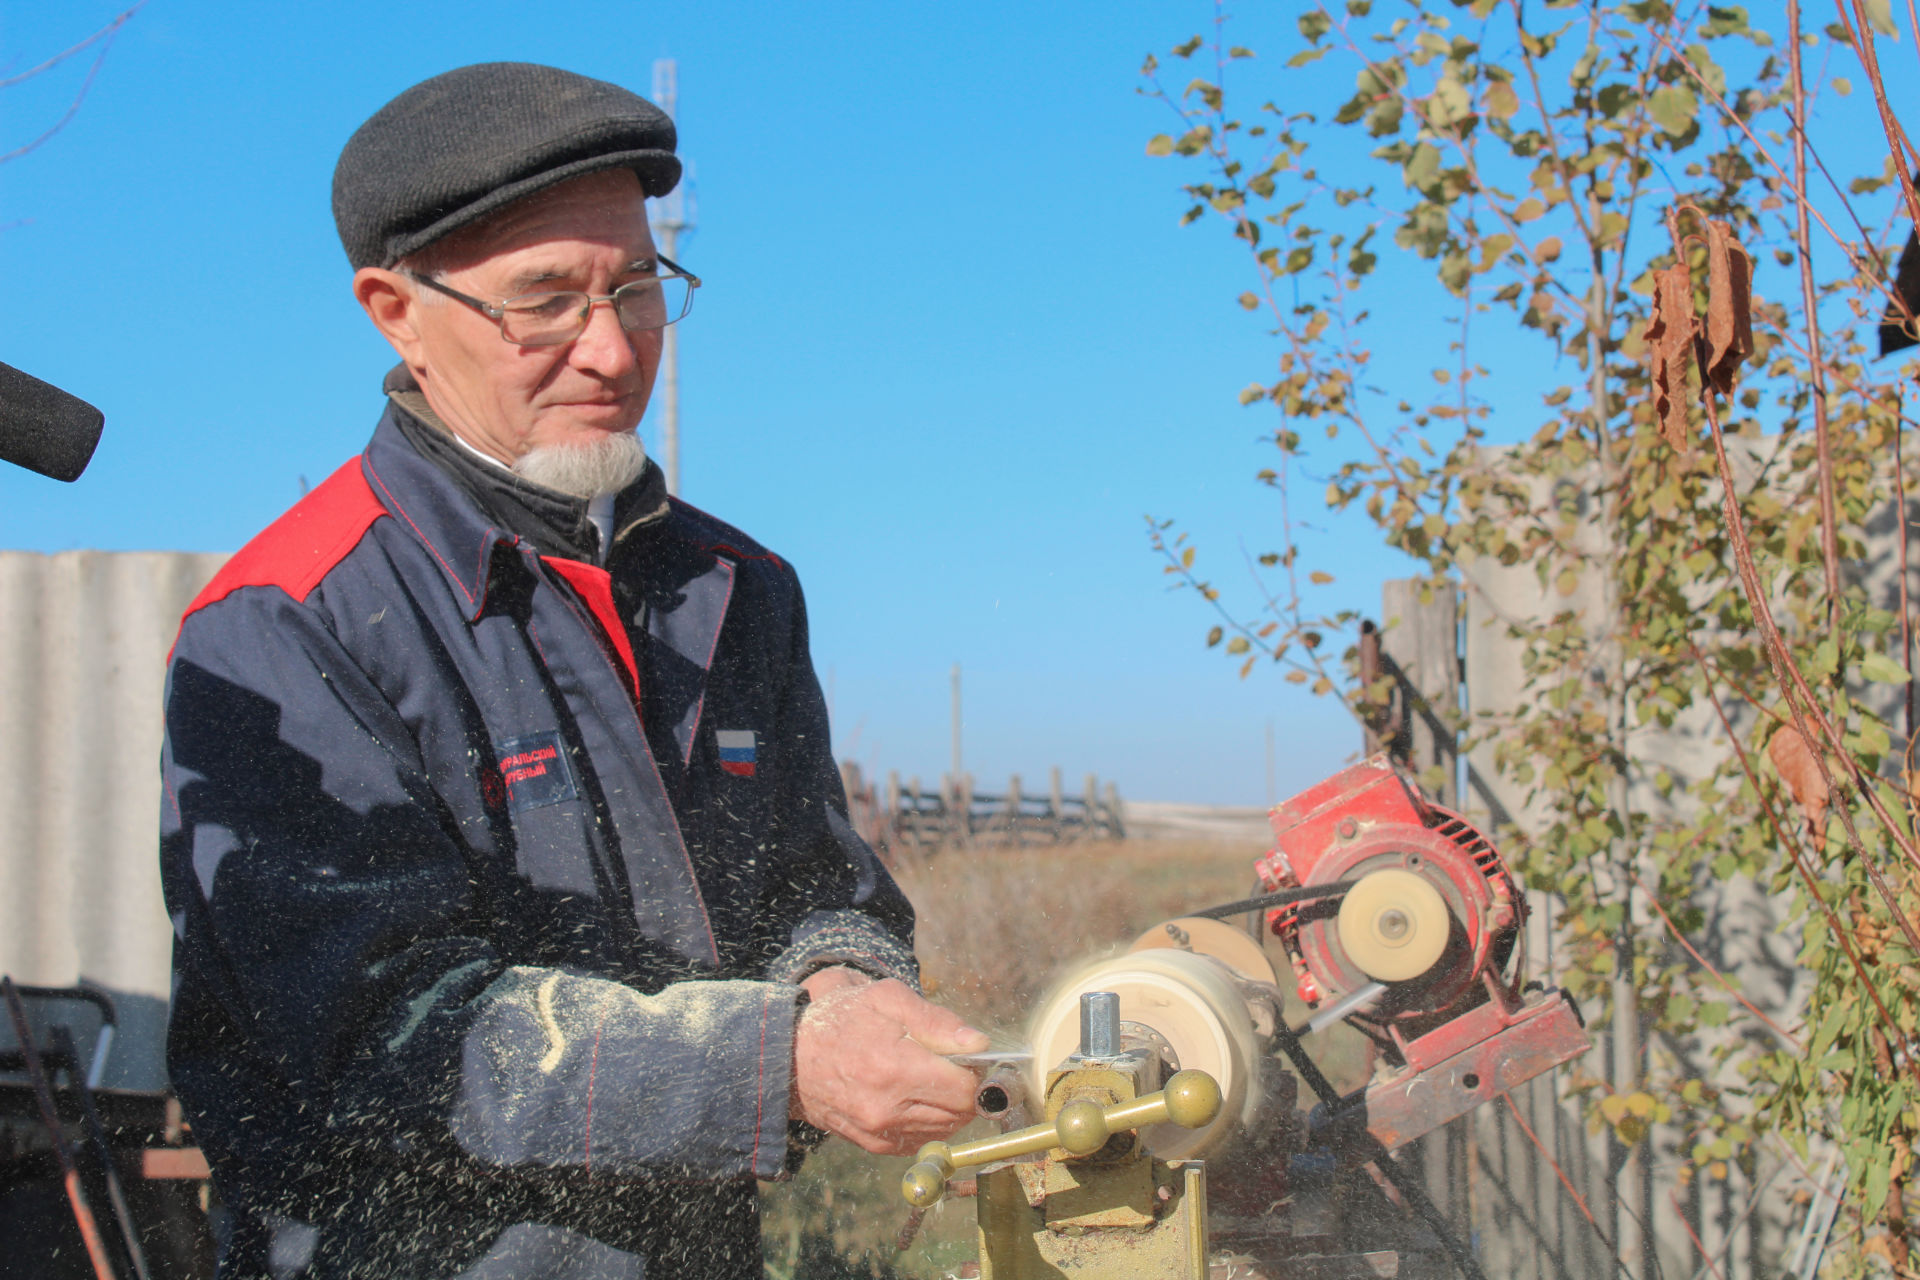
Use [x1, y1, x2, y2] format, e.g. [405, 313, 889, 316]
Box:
[1702, 219, 1753, 395]
[1643, 262, 1698, 449]
[1768, 722, 1830, 854]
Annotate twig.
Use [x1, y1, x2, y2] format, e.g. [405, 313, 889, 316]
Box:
[1502, 1093, 1612, 1243]
[1788, 1, 1847, 642]
[1671, 203, 1920, 884]
[1900, 387, 1917, 757]
[1672, 209, 1920, 1048]
[1838, 0, 1920, 229]
[1670, 1190, 1730, 1280]
[1631, 871, 1804, 1051]
[0, 4, 144, 166]
[1687, 641, 1919, 1067]
[0, 2, 144, 89]
[1655, 31, 1908, 325]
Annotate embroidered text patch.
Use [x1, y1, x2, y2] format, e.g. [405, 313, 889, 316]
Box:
[491, 731, 579, 813]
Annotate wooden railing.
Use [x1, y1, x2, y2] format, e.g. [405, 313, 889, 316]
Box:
[840, 764, 1124, 854]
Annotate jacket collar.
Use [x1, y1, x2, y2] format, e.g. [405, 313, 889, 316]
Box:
[361, 391, 673, 621]
[362, 405, 514, 621]
[361, 387, 745, 770]
[378, 365, 672, 550]
[388, 393, 603, 563]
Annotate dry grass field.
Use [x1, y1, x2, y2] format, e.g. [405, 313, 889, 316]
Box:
[759, 836, 1276, 1279]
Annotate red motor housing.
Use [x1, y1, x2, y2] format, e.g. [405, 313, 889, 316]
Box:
[1257, 756, 1524, 1034]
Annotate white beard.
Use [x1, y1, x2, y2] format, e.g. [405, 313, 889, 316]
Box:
[510, 430, 648, 498]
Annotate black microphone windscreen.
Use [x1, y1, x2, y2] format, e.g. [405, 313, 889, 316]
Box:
[0, 361, 105, 482]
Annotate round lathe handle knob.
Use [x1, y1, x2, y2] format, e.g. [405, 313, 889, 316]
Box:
[901, 1159, 950, 1209]
[1055, 1097, 1110, 1155]
[1162, 1068, 1224, 1130]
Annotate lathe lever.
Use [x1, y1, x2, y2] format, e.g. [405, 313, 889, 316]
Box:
[900, 1068, 1221, 1208]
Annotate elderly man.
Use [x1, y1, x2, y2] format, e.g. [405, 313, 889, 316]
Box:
[160, 63, 983, 1279]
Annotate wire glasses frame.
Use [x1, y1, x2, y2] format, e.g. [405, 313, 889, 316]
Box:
[407, 255, 701, 346]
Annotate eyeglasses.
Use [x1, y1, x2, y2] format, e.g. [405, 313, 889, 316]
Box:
[407, 255, 701, 346]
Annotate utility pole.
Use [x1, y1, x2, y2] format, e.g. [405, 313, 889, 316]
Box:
[649, 58, 693, 497]
[950, 663, 963, 785]
[1265, 717, 1276, 807]
[1589, 242, 1647, 1279]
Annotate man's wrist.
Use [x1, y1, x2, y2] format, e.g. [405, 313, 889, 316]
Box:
[799, 963, 875, 1001]
[788, 984, 811, 1123]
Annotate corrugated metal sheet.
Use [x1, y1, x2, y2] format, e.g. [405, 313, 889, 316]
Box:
[0, 550, 226, 1089]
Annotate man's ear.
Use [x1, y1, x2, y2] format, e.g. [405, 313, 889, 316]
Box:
[353, 267, 426, 365]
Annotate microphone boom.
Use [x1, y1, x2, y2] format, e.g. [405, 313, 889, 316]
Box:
[0, 362, 105, 482]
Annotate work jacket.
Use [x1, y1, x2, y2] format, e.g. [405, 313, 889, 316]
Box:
[160, 403, 915, 1279]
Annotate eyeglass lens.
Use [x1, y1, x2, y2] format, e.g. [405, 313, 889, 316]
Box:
[498, 277, 693, 345]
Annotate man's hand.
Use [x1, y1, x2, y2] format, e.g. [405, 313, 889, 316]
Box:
[792, 968, 990, 1155]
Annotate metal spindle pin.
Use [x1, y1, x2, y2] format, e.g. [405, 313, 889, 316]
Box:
[1076, 991, 1122, 1059]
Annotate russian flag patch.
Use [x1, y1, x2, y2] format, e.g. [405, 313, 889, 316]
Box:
[717, 729, 757, 777]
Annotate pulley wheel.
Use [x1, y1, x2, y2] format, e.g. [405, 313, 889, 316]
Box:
[1336, 868, 1450, 982]
[1026, 949, 1260, 1160]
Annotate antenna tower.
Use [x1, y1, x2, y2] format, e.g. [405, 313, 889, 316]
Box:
[650, 59, 693, 496]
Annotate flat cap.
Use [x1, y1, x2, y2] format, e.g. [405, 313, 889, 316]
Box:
[332, 62, 680, 271]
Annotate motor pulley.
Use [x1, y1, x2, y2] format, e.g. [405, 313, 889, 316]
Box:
[1336, 867, 1451, 982]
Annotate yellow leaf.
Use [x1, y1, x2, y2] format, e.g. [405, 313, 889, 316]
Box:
[1309, 570, 1335, 584]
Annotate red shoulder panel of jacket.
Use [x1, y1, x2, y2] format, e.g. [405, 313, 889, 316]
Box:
[182, 456, 388, 620]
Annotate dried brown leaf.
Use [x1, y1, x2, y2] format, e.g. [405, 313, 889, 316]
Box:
[1768, 723, 1830, 854]
[1642, 262, 1698, 449]
[1703, 219, 1753, 395]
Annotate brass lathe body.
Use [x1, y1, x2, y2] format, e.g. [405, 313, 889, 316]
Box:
[904, 990, 1222, 1278]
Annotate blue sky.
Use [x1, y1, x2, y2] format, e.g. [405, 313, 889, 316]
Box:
[0, 3, 1901, 805]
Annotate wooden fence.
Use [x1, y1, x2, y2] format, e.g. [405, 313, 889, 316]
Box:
[839, 764, 1124, 854]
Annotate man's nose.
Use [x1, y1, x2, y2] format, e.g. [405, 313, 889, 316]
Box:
[568, 297, 642, 378]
